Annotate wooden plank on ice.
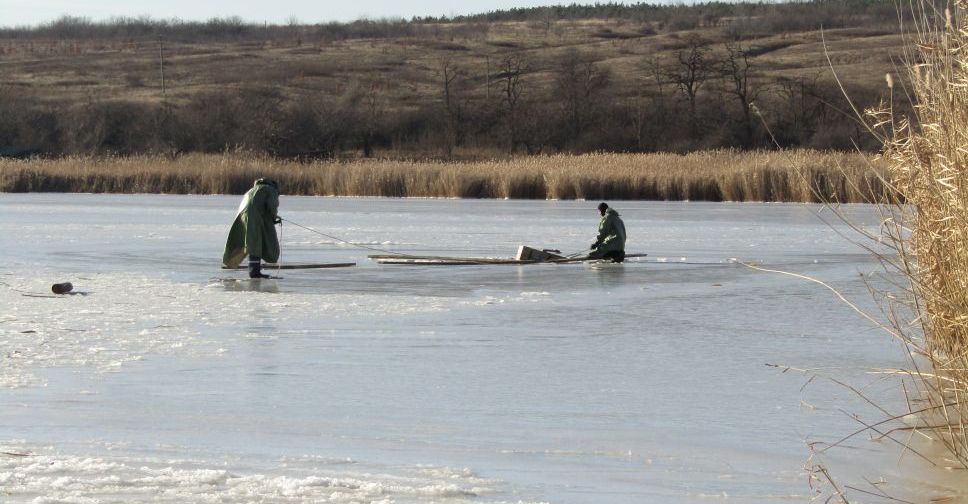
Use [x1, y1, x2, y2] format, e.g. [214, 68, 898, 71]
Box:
[368, 255, 536, 265]
[368, 253, 647, 265]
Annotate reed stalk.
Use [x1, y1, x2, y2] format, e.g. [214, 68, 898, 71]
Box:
[874, 0, 968, 470]
[0, 150, 886, 202]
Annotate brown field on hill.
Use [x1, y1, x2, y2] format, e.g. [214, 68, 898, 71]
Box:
[0, 150, 886, 202]
[0, 21, 899, 104]
[0, 4, 904, 159]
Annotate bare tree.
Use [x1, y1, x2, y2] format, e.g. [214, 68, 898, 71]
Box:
[771, 72, 830, 146]
[342, 79, 386, 157]
[665, 34, 711, 138]
[627, 56, 672, 151]
[438, 56, 467, 156]
[627, 88, 648, 152]
[238, 86, 287, 151]
[553, 48, 611, 148]
[720, 42, 761, 146]
[496, 53, 528, 154]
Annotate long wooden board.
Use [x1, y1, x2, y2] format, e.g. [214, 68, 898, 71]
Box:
[223, 262, 356, 270]
[368, 254, 646, 265]
[368, 255, 535, 265]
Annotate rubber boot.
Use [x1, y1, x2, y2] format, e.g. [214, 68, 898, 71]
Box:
[248, 256, 270, 279]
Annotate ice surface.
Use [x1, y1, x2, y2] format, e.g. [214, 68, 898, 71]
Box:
[0, 195, 964, 502]
[0, 441, 505, 503]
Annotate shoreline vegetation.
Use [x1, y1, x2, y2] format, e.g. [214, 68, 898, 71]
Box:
[0, 150, 887, 203]
[876, 0, 968, 478]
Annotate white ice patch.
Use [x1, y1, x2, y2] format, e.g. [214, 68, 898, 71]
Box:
[0, 443, 511, 504]
[460, 291, 552, 307]
[1, 271, 452, 389]
[0, 272, 232, 388]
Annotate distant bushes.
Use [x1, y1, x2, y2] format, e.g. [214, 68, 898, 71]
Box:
[0, 15, 483, 44]
[0, 85, 400, 157]
[0, 150, 888, 203]
[439, 1, 898, 34]
[0, 71, 889, 159]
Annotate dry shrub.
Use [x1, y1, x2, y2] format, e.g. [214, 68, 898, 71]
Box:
[874, 0, 968, 465]
[0, 149, 886, 202]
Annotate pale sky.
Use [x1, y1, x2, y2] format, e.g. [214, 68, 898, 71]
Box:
[0, 0, 621, 27]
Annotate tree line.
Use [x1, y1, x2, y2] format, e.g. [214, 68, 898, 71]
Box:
[0, 44, 893, 158]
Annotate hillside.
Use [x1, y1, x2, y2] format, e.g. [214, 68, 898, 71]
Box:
[0, 1, 906, 159]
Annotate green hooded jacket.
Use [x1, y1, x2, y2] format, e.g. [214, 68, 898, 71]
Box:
[222, 178, 280, 268]
[593, 208, 626, 253]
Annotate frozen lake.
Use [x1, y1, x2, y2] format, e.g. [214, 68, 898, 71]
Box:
[0, 194, 960, 502]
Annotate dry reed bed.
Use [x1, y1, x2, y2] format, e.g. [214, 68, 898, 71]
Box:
[876, 0, 968, 467]
[0, 150, 884, 202]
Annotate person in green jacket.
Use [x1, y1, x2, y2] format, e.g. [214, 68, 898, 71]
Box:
[589, 202, 626, 262]
[222, 178, 281, 278]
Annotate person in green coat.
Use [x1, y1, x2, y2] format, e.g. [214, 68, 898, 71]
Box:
[589, 202, 626, 262]
[222, 178, 281, 278]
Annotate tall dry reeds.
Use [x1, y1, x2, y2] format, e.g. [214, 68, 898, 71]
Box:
[0, 150, 885, 202]
[873, 0, 968, 466]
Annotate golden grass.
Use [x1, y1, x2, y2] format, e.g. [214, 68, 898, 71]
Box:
[874, 0, 968, 469]
[0, 150, 885, 202]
